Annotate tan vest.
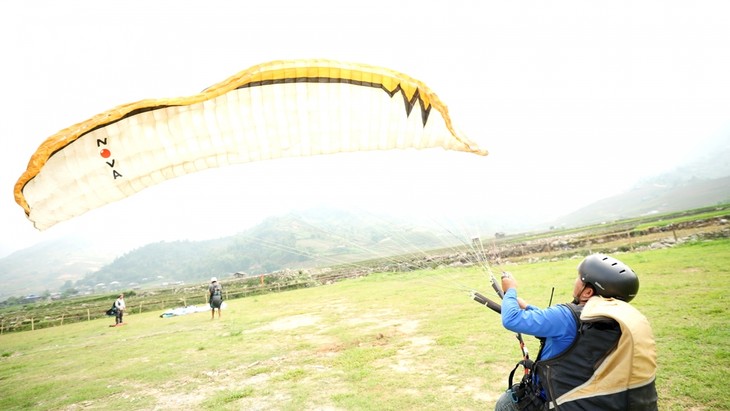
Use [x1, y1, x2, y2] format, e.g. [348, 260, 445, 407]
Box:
[535, 297, 657, 410]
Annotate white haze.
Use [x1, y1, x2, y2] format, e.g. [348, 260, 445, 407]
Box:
[1, 1, 729, 257]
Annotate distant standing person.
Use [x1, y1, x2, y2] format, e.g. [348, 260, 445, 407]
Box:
[209, 277, 223, 319]
[114, 293, 126, 326]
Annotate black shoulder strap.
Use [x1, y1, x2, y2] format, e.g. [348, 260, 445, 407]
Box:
[564, 302, 582, 322]
[532, 303, 580, 363]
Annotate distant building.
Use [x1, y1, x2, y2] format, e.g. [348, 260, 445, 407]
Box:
[24, 294, 42, 303]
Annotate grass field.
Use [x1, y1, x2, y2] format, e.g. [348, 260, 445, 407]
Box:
[1, 239, 728, 410]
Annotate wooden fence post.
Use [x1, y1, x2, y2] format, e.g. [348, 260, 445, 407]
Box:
[31, 318, 35, 331]
[87, 309, 91, 321]
[61, 314, 65, 326]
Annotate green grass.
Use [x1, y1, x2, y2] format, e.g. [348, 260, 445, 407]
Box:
[0, 239, 728, 410]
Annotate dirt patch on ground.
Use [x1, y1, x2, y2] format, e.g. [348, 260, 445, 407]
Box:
[50, 290, 512, 410]
[116, 307, 429, 410]
[133, 305, 492, 410]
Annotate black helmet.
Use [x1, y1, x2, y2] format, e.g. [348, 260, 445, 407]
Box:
[578, 254, 639, 302]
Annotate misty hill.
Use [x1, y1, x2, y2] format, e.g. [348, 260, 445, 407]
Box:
[555, 138, 730, 228]
[554, 176, 730, 228]
[0, 236, 115, 301]
[76, 209, 460, 289]
[0, 209, 464, 300]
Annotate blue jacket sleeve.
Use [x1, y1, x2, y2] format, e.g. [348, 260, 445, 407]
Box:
[501, 288, 574, 338]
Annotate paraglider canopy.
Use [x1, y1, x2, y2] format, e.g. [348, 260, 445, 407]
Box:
[15, 59, 487, 230]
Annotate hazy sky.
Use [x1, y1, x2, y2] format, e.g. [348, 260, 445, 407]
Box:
[2, 1, 729, 257]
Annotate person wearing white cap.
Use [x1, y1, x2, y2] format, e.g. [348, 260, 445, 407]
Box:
[208, 277, 223, 319]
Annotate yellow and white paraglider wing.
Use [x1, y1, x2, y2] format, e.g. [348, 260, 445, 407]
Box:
[14, 59, 487, 230]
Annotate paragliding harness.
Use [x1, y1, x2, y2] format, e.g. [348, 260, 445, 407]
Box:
[212, 285, 222, 298]
[210, 284, 223, 308]
[506, 344, 541, 410]
[106, 302, 118, 317]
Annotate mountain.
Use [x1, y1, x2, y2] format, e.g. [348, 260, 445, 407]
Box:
[553, 176, 730, 228]
[0, 209, 467, 300]
[554, 138, 730, 227]
[75, 208, 465, 288]
[0, 236, 117, 300]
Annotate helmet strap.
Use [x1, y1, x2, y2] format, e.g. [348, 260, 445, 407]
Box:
[575, 284, 594, 304]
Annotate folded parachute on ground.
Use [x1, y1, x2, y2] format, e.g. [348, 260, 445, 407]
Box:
[15, 59, 488, 230]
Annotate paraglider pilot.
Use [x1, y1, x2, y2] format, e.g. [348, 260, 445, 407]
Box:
[493, 254, 657, 410]
[208, 277, 223, 319]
